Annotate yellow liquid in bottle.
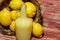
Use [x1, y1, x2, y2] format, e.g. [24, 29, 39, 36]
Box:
[15, 5, 33, 40]
[15, 18, 32, 40]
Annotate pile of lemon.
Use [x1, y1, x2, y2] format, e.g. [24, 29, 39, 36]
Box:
[0, 0, 43, 37]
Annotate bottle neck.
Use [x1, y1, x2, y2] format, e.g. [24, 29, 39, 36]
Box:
[20, 5, 27, 18]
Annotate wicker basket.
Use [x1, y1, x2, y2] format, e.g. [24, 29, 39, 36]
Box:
[0, 0, 43, 40]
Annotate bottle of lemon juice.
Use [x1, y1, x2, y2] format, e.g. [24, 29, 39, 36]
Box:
[15, 5, 33, 40]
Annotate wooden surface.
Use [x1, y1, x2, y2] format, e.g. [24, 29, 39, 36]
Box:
[0, 27, 59, 40]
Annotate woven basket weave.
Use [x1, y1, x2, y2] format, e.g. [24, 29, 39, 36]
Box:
[0, 0, 42, 40]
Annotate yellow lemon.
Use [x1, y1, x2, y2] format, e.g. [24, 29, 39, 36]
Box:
[9, 0, 24, 9]
[25, 2, 36, 17]
[10, 21, 15, 31]
[11, 0, 21, 0]
[33, 22, 43, 37]
[0, 8, 12, 26]
[11, 10, 20, 20]
[0, 11, 1, 21]
[17, 11, 20, 17]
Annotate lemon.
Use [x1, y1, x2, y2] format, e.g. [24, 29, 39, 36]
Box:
[0, 11, 1, 21]
[16, 10, 20, 17]
[9, 0, 24, 9]
[25, 2, 36, 17]
[0, 8, 12, 26]
[11, 0, 21, 0]
[10, 21, 15, 31]
[11, 10, 20, 20]
[33, 22, 43, 37]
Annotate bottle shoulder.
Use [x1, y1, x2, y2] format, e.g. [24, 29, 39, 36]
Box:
[15, 17, 33, 24]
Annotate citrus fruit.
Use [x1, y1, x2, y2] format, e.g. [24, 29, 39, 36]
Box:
[32, 22, 43, 37]
[16, 10, 20, 17]
[11, 0, 21, 0]
[0, 8, 12, 26]
[11, 10, 20, 20]
[25, 2, 36, 17]
[10, 21, 15, 31]
[9, 0, 24, 9]
[0, 11, 1, 21]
